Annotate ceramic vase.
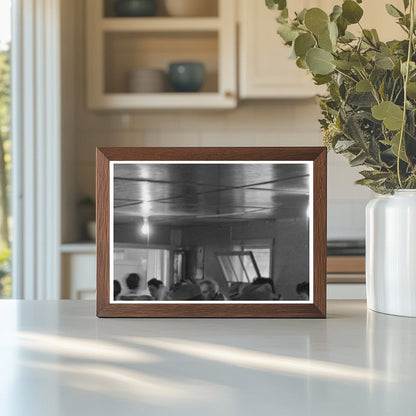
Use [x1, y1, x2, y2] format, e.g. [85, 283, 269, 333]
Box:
[366, 190, 416, 317]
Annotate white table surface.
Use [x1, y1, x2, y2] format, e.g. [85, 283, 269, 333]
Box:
[0, 300, 415, 416]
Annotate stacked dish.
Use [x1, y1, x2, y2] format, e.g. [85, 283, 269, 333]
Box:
[128, 68, 167, 93]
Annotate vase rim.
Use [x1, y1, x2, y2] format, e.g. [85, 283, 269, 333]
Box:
[395, 189, 416, 194]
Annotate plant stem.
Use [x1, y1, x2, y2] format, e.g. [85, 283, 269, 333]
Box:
[334, 68, 358, 84]
[397, 0, 415, 188]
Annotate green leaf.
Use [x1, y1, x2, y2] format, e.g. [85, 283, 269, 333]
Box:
[350, 152, 367, 167]
[318, 27, 334, 52]
[336, 15, 348, 36]
[334, 139, 355, 151]
[369, 136, 382, 163]
[306, 48, 335, 75]
[328, 21, 338, 44]
[383, 132, 409, 162]
[385, 4, 404, 18]
[266, 0, 287, 11]
[375, 55, 395, 70]
[401, 61, 416, 76]
[371, 29, 380, 43]
[407, 82, 416, 99]
[333, 60, 353, 70]
[350, 54, 368, 70]
[296, 57, 308, 69]
[277, 23, 298, 43]
[372, 101, 404, 131]
[296, 8, 307, 23]
[363, 29, 376, 46]
[403, 0, 410, 10]
[344, 115, 367, 147]
[360, 170, 391, 181]
[304, 8, 329, 35]
[330, 5, 342, 22]
[342, 0, 364, 24]
[356, 79, 372, 92]
[294, 33, 316, 58]
[339, 31, 356, 43]
[313, 74, 332, 85]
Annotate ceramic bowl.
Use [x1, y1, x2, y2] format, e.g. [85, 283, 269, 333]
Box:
[114, 0, 158, 17]
[168, 62, 205, 92]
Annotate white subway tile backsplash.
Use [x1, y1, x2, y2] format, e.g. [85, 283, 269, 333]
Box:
[199, 129, 257, 146]
[75, 111, 134, 131]
[132, 112, 180, 130]
[142, 130, 200, 147]
[178, 111, 227, 130]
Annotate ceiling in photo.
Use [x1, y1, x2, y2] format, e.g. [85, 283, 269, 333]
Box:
[113, 163, 311, 225]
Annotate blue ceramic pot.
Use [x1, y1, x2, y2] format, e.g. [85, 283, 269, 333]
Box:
[168, 62, 205, 92]
[114, 0, 157, 17]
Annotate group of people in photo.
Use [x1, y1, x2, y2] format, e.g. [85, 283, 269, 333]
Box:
[113, 273, 309, 302]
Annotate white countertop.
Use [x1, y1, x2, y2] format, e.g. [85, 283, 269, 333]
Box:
[0, 300, 415, 415]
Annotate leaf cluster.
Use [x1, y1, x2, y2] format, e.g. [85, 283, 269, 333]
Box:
[267, 0, 416, 193]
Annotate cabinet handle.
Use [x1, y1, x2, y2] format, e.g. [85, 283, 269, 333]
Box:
[225, 91, 234, 99]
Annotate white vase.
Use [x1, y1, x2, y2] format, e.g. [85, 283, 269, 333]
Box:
[366, 190, 416, 317]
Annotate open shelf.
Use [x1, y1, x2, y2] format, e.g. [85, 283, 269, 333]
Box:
[87, 0, 236, 109]
[104, 31, 218, 94]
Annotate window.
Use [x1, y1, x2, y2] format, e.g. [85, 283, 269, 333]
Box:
[114, 247, 170, 289]
[216, 251, 261, 283]
[0, 0, 11, 298]
[236, 239, 273, 279]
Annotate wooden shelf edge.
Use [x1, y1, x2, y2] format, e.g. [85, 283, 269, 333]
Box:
[88, 93, 237, 110]
[101, 17, 221, 32]
[327, 255, 365, 274]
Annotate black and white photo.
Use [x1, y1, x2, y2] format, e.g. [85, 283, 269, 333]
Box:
[110, 161, 313, 304]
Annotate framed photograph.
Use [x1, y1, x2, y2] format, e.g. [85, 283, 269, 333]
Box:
[96, 147, 327, 318]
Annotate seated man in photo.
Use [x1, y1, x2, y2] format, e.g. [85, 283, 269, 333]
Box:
[168, 280, 203, 301]
[296, 281, 309, 301]
[119, 273, 152, 301]
[147, 278, 167, 300]
[239, 277, 281, 301]
[198, 279, 226, 301]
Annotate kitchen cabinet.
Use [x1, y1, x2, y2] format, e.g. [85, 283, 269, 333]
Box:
[238, 0, 326, 99]
[238, 0, 404, 99]
[61, 245, 96, 300]
[86, 0, 237, 109]
[327, 256, 365, 283]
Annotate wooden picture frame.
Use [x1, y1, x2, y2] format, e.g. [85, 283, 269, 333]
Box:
[96, 147, 327, 318]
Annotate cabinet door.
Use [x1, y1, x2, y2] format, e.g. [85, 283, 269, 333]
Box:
[62, 253, 96, 300]
[239, 0, 405, 100]
[358, 0, 404, 41]
[239, 0, 327, 99]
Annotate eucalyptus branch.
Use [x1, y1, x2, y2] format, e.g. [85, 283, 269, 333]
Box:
[390, 79, 398, 101]
[397, 0, 415, 188]
[359, 69, 381, 104]
[334, 68, 359, 84]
